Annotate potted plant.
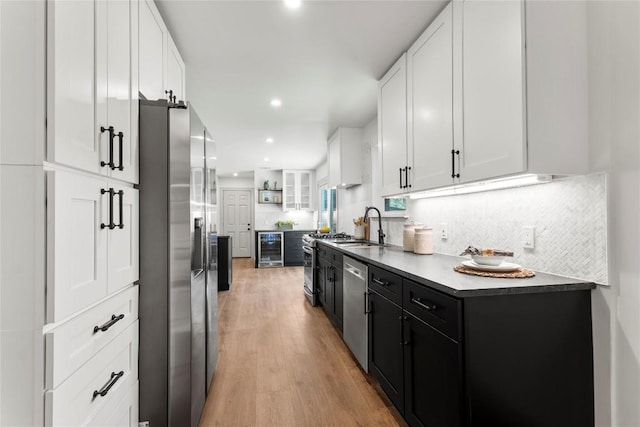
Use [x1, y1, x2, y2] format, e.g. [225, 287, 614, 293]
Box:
[275, 220, 295, 230]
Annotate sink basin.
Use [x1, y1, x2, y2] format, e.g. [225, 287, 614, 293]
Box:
[338, 242, 387, 248]
[333, 240, 372, 245]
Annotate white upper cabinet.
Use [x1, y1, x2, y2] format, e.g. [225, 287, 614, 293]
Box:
[328, 128, 362, 189]
[378, 54, 408, 197]
[139, 0, 187, 103]
[453, 0, 525, 183]
[47, 0, 97, 174]
[139, 0, 166, 102]
[378, 0, 589, 195]
[166, 36, 186, 103]
[282, 170, 313, 211]
[408, 3, 453, 191]
[48, 0, 139, 184]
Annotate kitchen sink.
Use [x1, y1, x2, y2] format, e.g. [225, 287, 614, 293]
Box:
[337, 242, 388, 248]
[333, 239, 372, 244]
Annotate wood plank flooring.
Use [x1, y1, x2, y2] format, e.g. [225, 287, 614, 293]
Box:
[199, 258, 404, 427]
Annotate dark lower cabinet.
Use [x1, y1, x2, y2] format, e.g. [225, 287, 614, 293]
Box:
[403, 312, 462, 427]
[283, 230, 315, 266]
[333, 267, 343, 328]
[317, 257, 328, 307]
[368, 290, 404, 414]
[318, 244, 344, 331]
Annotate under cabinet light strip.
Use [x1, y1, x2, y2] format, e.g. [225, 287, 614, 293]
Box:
[407, 174, 552, 200]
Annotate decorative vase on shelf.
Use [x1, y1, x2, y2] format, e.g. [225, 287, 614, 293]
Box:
[263, 180, 269, 190]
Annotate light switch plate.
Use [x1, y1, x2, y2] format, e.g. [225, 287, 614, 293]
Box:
[522, 226, 535, 249]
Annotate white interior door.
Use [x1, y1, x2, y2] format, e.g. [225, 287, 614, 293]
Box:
[222, 190, 252, 257]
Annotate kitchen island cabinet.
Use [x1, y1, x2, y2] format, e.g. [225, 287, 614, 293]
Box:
[283, 230, 315, 266]
[317, 241, 595, 426]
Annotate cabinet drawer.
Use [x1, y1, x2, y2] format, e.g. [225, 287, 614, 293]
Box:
[45, 321, 138, 427]
[88, 380, 138, 427]
[45, 286, 138, 389]
[403, 279, 461, 341]
[368, 265, 402, 305]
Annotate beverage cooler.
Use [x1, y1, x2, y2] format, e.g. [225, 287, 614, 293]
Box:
[257, 232, 284, 268]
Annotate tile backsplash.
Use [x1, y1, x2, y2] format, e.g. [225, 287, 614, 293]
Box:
[379, 173, 608, 284]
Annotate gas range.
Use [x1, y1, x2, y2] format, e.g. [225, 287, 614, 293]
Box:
[302, 232, 354, 247]
[302, 232, 353, 307]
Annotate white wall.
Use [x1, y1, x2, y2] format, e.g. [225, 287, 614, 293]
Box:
[586, 2, 640, 425]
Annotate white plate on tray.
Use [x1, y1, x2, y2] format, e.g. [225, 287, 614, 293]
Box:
[461, 260, 521, 272]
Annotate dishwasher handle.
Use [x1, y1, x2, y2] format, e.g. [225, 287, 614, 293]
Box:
[344, 262, 366, 282]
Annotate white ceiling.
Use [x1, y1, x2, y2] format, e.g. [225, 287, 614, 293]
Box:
[156, 0, 448, 177]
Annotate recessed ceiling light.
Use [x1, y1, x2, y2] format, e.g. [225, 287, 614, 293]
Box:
[284, 0, 301, 8]
[264, 157, 270, 162]
[266, 137, 274, 143]
[233, 172, 238, 177]
[270, 98, 282, 108]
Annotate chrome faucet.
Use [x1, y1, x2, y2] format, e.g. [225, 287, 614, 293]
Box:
[363, 206, 385, 245]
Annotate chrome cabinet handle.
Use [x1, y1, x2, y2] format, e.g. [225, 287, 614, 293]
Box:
[372, 277, 389, 287]
[411, 297, 437, 312]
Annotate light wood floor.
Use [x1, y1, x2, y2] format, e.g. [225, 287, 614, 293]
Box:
[199, 258, 404, 427]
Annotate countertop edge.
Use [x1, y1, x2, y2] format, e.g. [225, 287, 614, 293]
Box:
[317, 240, 597, 298]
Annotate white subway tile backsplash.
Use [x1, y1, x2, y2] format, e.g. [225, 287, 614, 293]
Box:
[403, 173, 608, 284]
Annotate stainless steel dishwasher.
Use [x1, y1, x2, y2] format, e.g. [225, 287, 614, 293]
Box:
[343, 256, 368, 371]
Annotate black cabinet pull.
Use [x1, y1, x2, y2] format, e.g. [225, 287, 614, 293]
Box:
[115, 132, 124, 171]
[165, 89, 176, 103]
[372, 277, 389, 287]
[401, 315, 410, 345]
[406, 166, 412, 188]
[93, 371, 124, 399]
[100, 126, 115, 169]
[364, 291, 371, 315]
[411, 297, 437, 312]
[116, 190, 124, 229]
[93, 313, 125, 333]
[451, 149, 460, 178]
[100, 188, 115, 230]
[399, 167, 403, 189]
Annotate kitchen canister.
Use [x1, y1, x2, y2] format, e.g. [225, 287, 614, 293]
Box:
[403, 224, 420, 252]
[414, 227, 434, 255]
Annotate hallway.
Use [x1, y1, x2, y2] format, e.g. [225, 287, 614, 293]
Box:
[199, 258, 403, 426]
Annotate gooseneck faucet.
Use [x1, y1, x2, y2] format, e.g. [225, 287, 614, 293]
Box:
[363, 206, 385, 245]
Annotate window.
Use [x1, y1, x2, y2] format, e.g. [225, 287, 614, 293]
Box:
[318, 184, 337, 232]
[384, 198, 406, 212]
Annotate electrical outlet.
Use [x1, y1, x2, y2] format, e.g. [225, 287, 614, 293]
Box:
[440, 223, 448, 240]
[522, 226, 535, 249]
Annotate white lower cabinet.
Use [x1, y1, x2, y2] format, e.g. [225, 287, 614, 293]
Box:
[89, 381, 139, 427]
[47, 169, 139, 323]
[45, 321, 139, 427]
[45, 286, 139, 390]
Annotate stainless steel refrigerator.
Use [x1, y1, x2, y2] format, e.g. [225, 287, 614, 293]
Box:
[138, 99, 218, 427]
